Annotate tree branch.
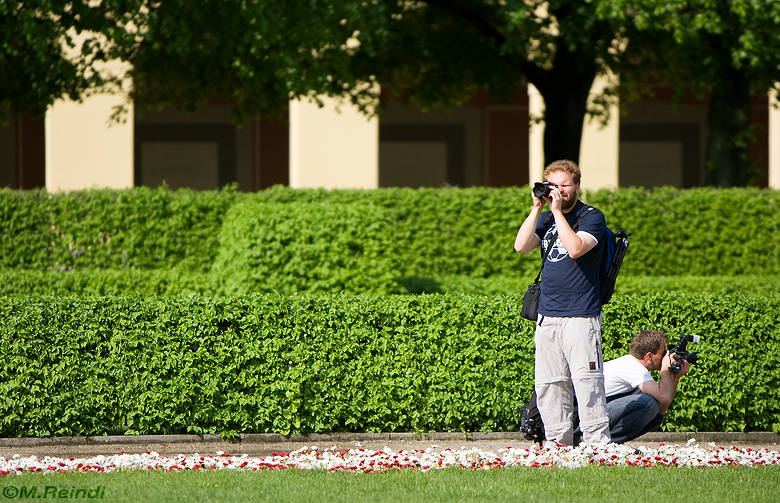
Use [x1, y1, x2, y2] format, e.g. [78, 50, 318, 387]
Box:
[417, 0, 547, 85]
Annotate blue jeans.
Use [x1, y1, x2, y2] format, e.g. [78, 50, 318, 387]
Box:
[606, 391, 664, 444]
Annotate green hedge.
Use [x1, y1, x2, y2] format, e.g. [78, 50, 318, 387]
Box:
[0, 270, 215, 297]
[0, 294, 776, 437]
[2, 186, 777, 284]
[211, 200, 403, 295]
[252, 185, 780, 277]
[584, 187, 780, 276]
[0, 186, 237, 272]
[401, 274, 780, 297]
[1, 270, 778, 298]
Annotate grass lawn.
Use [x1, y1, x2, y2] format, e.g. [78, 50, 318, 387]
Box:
[2, 466, 778, 502]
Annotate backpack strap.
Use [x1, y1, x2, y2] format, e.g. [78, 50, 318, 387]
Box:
[574, 205, 594, 232]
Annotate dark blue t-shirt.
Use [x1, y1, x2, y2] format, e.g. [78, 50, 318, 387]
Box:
[534, 200, 606, 317]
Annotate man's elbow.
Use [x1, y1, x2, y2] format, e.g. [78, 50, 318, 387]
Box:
[568, 245, 589, 259]
[656, 398, 672, 415]
[515, 239, 538, 254]
[569, 235, 597, 259]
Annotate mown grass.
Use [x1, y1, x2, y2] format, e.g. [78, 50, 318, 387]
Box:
[2, 466, 778, 503]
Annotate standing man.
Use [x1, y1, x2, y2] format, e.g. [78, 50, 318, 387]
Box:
[514, 159, 611, 445]
[603, 330, 690, 443]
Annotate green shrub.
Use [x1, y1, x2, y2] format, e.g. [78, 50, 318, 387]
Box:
[0, 270, 777, 298]
[0, 186, 237, 272]
[257, 186, 540, 279]
[211, 200, 403, 295]
[250, 186, 780, 279]
[0, 294, 776, 437]
[1, 186, 777, 282]
[0, 269, 216, 296]
[427, 274, 780, 297]
[584, 186, 780, 275]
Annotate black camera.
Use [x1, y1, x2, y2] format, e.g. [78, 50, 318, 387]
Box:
[533, 181, 558, 199]
[668, 334, 701, 374]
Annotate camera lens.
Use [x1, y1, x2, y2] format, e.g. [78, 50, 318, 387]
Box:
[533, 182, 552, 199]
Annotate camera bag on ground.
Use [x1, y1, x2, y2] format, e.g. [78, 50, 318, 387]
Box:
[520, 388, 637, 445]
[520, 390, 581, 445]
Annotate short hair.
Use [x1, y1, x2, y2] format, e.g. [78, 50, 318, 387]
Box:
[629, 330, 669, 359]
[544, 159, 581, 185]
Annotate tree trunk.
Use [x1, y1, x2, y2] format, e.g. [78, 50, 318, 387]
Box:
[704, 65, 752, 186]
[530, 48, 597, 169]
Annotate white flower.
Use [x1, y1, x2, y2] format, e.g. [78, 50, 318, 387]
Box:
[0, 441, 777, 475]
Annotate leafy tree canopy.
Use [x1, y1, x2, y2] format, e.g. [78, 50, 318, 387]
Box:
[0, 0, 139, 118]
[608, 0, 780, 185]
[3, 0, 777, 182]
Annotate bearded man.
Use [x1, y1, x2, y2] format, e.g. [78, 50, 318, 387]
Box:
[514, 159, 610, 446]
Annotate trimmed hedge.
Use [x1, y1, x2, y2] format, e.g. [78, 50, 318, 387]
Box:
[0, 270, 778, 298]
[401, 274, 780, 297]
[2, 186, 778, 284]
[0, 186, 237, 272]
[240, 185, 780, 278]
[0, 293, 776, 437]
[0, 270, 215, 297]
[211, 200, 403, 295]
[584, 187, 780, 276]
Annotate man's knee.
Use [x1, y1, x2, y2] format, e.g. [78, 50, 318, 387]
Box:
[635, 393, 660, 415]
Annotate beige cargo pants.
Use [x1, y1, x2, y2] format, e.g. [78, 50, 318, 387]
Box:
[534, 314, 611, 445]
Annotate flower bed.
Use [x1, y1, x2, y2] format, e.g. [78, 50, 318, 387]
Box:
[1, 440, 778, 475]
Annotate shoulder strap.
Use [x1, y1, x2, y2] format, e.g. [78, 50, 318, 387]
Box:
[573, 205, 593, 232]
[533, 213, 556, 284]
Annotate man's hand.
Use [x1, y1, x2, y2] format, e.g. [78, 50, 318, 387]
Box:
[515, 190, 545, 254]
[660, 352, 673, 372]
[639, 352, 689, 415]
[548, 186, 563, 214]
[531, 192, 546, 210]
[662, 352, 690, 377]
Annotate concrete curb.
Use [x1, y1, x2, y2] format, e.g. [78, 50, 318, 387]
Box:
[0, 431, 777, 448]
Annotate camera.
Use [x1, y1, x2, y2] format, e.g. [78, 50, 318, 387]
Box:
[668, 334, 701, 374]
[533, 181, 558, 199]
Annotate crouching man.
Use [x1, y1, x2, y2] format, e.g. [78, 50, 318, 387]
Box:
[603, 330, 690, 443]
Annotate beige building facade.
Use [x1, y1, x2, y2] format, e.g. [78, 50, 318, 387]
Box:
[1, 79, 778, 192]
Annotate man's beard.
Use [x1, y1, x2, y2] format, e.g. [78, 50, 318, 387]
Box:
[561, 196, 577, 211]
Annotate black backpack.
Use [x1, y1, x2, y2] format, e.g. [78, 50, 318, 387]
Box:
[598, 224, 631, 305]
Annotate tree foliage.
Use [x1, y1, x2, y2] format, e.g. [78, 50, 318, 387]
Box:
[609, 0, 780, 186]
[0, 0, 140, 118]
[122, 1, 385, 121]
[347, 0, 628, 165]
[3, 1, 777, 184]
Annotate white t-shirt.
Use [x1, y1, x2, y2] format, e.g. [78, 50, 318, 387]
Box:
[603, 354, 653, 397]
